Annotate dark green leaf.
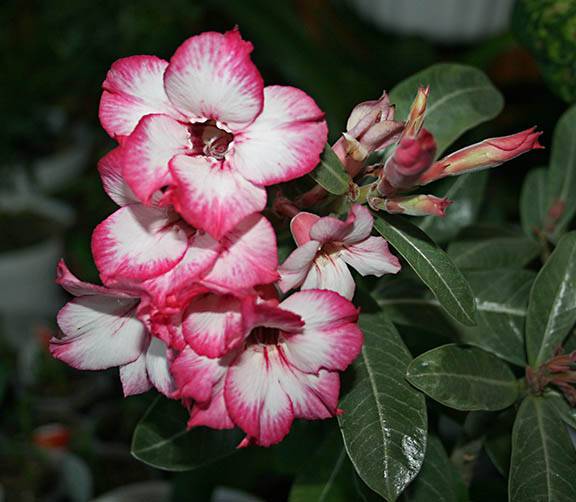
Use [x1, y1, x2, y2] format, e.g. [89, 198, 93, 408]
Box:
[448, 237, 540, 270]
[373, 213, 476, 326]
[548, 392, 576, 430]
[520, 167, 549, 241]
[509, 396, 576, 502]
[408, 435, 465, 502]
[548, 105, 576, 240]
[418, 172, 488, 244]
[458, 270, 534, 366]
[485, 430, 512, 477]
[338, 313, 427, 501]
[131, 397, 243, 471]
[308, 144, 350, 195]
[526, 232, 576, 366]
[390, 64, 504, 156]
[407, 344, 519, 411]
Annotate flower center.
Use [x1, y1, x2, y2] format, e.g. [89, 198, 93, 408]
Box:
[249, 326, 281, 346]
[188, 121, 234, 159]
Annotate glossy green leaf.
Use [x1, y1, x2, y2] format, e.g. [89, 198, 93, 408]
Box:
[373, 213, 476, 326]
[509, 396, 576, 502]
[418, 172, 488, 244]
[548, 105, 576, 240]
[407, 344, 519, 411]
[390, 63, 504, 156]
[131, 397, 243, 471]
[338, 313, 427, 501]
[520, 167, 549, 240]
[448, 237, 540, 270]
[526, 232, 576, 366]
[458, 270, 534, 366]
[308, 144, 350, 195]
[407, 435, 465, 502]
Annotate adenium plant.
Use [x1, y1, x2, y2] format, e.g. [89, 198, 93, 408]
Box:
[51, 28, 576, 501]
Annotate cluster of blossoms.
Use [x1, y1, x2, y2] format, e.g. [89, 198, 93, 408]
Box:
[51, 29, 542, 447]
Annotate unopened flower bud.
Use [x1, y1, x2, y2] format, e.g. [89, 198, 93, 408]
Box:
[346, 92, 395, 133]
[403, 85, 429, 138]
[417, 127, 544, 185]
[374, 194, 452, 217]
[378, 128, 436, 195]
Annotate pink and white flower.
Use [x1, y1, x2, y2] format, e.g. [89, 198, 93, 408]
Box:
[171, 289, 363, 446]
[278, 205, 401, 300]
[99, 29, 328, 239]
[50, 261, 174, 396]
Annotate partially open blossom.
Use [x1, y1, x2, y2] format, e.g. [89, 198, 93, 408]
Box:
[171, 289, 363, 447]
[403, 85, 429, 138]
[378, 128, 437, 195]
[373, 194, 453, 217]
[50, 261, 175, 396]
[279, 205, 401, 300]
[417, 126, 544, 185]
[99, 29, 328, 239]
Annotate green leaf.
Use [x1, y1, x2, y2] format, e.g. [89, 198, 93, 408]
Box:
[526, 232, 576, 366]
[448, 237, 540, 270]
[407, 435, 465, 502]
[390, 63, 504, 156]
[407, 344, 519, 411]
[458, 270, 534, 366]
[373, 213, 476, 326]
[548, 105, 576, 240]
[418, 172, 488, 244]
[485, 429, 512, 477]
[338, 313, 427, 501]
[308, 144, 350, 195]
[509, 396, 576, 502]
[520, 167, 549, 240]
[131, 397, 243, 471]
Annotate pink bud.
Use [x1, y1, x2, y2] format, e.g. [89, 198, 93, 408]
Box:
[418, 127, 544, 185]
[377, 194, 452, 217]
[403, 85, 429, 138]
[378, 128, 437, 195]
[346, 92, 395, 134]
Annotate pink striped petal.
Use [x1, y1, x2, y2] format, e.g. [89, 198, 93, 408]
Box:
[290, 212, 320, 246]
[280, 289, 362, 373]
[231, 86, 327, 186]
[170, 346, 227, 402]
[170, 155, 266, 240]
[200, 214, 279, 293]
[277, 241, 319, 293]
[164, 30, 263, 127]
[182, 294, 244, 358]
[97, 147, 139, 206]
[145, 337, 175, 397]
[301, 254, 355, 300]
[92, 205, 188, 282]
[309, 214, 354, 244]
[341, 236, 401, 277]
[243, 300, 304, 334]
[120, 352, 152, 396]
[56, 260, 136, 298]
[188, 380, 234, 430]
[225, 346, 294, 447]
[52, 295, 147, 370]
[342, 205, 374, 244]
[123, 114, 189, 204]
[99, 55, 183, 140]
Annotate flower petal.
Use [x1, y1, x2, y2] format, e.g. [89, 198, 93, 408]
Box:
[145, 337, 175, 397]
[170, 155, 266, 240]
[340, 236, 401, 277]
[52, 295, 147, 370]
[123, 114, 189, 204]
[97, 147, 139, 207]
[277, 241, 319, 293]
[301, 254, 355, 300]
[182, 294, 244, 358]
[290, 212, 320, 246]
[120, 352, 152, 396]
[309, 213, 354, 244]
[225, 346, 294, 447]
[188, 380, 234, 430]
[99, 55, 183, 140]
[164, 30, 263, 127]
[280, 289, 362, 373]
[232, 86, 327, 186]
[342, 205, 374, 244]
[92, 205, 188, 282]
[200, 214, 279, 293]
[243, 299, 304, 334]
[56, 260, 135, 298]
